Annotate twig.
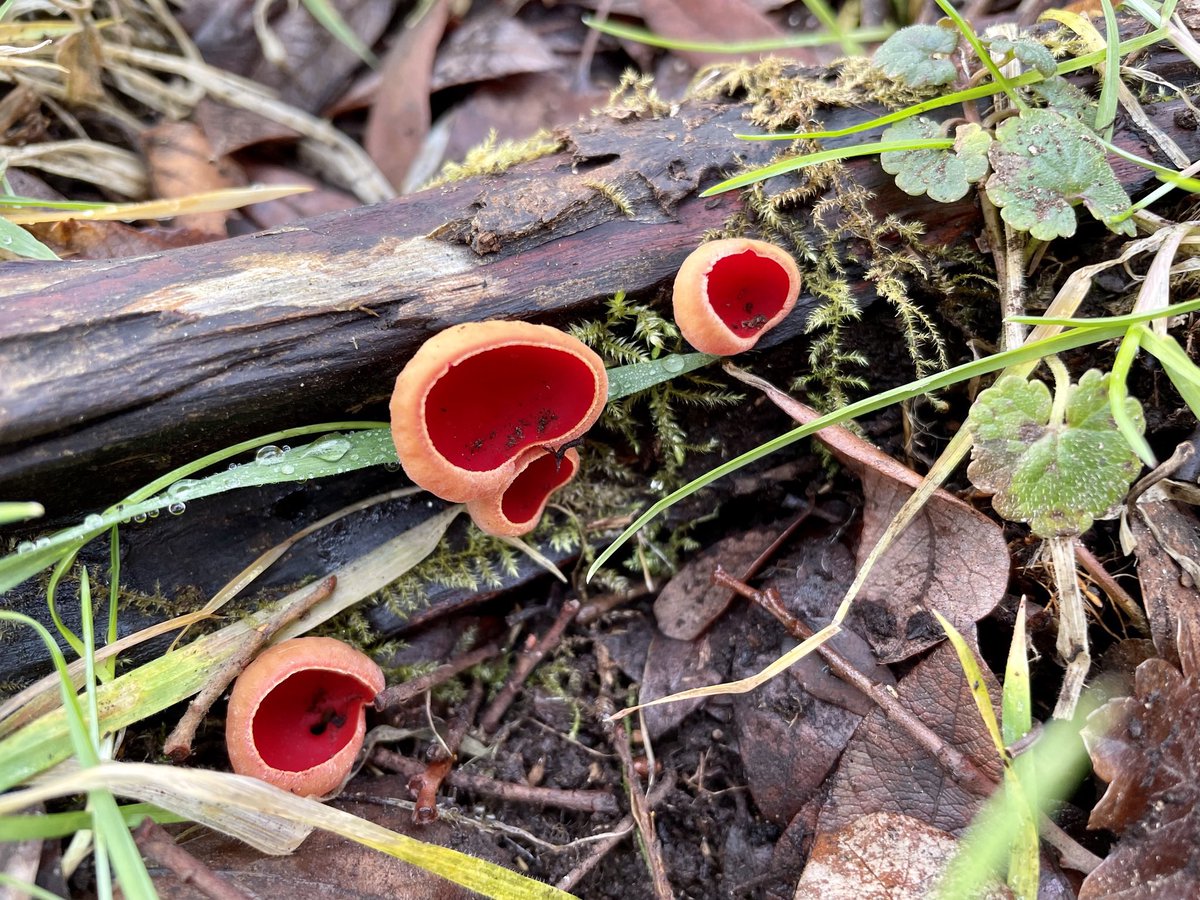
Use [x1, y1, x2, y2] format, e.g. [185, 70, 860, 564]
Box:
[555, 776, 674, 893]
[409, 680, 484, 823]
[710, 566, 1104, 874]
[369, 747, 620, 815]
[134, 818, 251, 900]
[1074, 542, 1149, 635]
[597, 642, 674, 900]
[374, 641, 499, 710]
[163, 575, 336, 760]
[479, 599, 580, 735]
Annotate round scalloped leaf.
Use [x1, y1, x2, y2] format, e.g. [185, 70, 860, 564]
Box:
[874, 24, 959, 88]
[985, 108, 1136, 241]
[966, 370, 1145, 538]
[986, 36, 1057, 78]
[881, 118, 991, 203]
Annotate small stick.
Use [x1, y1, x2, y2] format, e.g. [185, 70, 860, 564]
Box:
[374, 642, 500, 710]
[164, 575, 336, 760]
[134, 818, 251, 900]
[711, 567, 1104, 874]
[409, 680, 484, 823]
[597, 642, 675, 900]
[370, 748, 620, 815]
[479, 599, 580, 735]
[1074, 542, 1149, 635]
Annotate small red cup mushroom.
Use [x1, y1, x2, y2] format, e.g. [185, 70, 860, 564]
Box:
[466, 446, 580, 536]
[672, 238, 801, 355]
[390, 320, 608, 503]
[225, 636, 384, 797]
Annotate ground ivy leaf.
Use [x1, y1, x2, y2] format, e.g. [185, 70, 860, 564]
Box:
[986, 36, 1057, 78]
[966, 370, 1145, 537]
[874, 24, 959, 88]
[985, 108, 1136, 241]
[881, 118, 991, 203]
[1031, 76, 1099, 126]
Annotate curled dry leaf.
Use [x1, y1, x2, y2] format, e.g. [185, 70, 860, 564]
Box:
[726, 365, 1009, 662]
[1081, 647, 1200, 899]
[817, 640, 1003, 838]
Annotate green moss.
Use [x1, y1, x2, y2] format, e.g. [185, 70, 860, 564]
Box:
[605, 69, 673, 119]
[425, 129, 564, 187]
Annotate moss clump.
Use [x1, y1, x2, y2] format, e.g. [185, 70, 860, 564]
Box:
[425, 129, 564, 188]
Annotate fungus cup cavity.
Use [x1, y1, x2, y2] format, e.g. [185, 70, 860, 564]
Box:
[466, 446, 580, 536]
[672, 238, 801, 355]
[225, 636, 384, 797]
[390, 320, 608, 502]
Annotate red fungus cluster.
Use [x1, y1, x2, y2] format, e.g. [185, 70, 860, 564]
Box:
[390, 320, 607, 535]
[225, 636, 384, 797]
[672, 238, 801, 356]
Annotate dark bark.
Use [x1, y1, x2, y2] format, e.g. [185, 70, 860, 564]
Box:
[2, 45, 1198, 515]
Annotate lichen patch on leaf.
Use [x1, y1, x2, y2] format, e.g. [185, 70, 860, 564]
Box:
[985, 108, 1136, 241]
[966, 370, 1145, 537]
[881, 118, 991, 203]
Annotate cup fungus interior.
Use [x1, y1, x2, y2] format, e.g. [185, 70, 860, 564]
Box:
[705, 250, 793, 337]
[250, 669, 375, 772]
[424, 345, 597, 471]
[501, 450, 579, 524]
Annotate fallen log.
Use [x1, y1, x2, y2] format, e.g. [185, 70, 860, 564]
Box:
[2, 43, 1198, 515]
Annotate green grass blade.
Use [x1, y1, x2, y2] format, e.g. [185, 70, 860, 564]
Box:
[933, 611, 1004, 755]
[701, 138, 954, 196]
[0, 805, 184, 841]
[799, 0, 860, 55]
[1102, 139, 1200, 192]
[0, 874, 66, 900]
[581, 16, 891, 52]
[299, 0, 378, 65]
[607, 353, 717, 398]
[587, 321, 1132, 580]
[0, 502, 43, 525]
[1137, 329, 1200, 421]
[1006, 295, 1200, 327]
[932, 0, 1026, 109]
[1002, 601, 1032, 747]
[1096, 0, 1121, 136]
[0, 217, 58, 260]
[1109, 328, 1157, 466]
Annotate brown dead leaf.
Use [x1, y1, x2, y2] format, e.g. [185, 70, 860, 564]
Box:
[240, 163, 358, 229]
[1080, 647, 1200, 899]
[817, 640, 1003, 838]
[28, 220, 215, 259]
[431, 14, 561, 91]
[1129, 484, 1200, 668]
[795, 812, 1010, 900]
[654, 528, 775, 640]
[181, 0, 398, 116]
[57, 25, 106, 106]
[193, 99, 302, 158]
[639, 0, 816, 68]
[639, 629, 731, 740]
[365, 0, 451, 192]
[141, 122, 240, 238]
[727, 365, 1009, 663]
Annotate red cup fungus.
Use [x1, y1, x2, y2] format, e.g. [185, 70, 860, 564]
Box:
[672, 238, 801, 356]
[225, 636, 384, 797]
[465, 446, 580, 536]
[390, 320, 608, 505]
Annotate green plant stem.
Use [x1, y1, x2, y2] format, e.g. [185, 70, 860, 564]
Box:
[580, 16, 891, 52]
[932, 0, 1026, 110]
[1045, 355, 1071, 427]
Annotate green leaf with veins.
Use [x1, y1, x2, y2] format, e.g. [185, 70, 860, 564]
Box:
[966, 370, 1144, 537]
[874, 24, 959, 88]
[1030, 76, 1098, 126]
[881, 118, 991, 203]
[985, 108, 1136, 240]
[985, 36, 1057, 77]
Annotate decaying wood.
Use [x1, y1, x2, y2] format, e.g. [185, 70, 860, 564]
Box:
[2, 45, 1199, 513]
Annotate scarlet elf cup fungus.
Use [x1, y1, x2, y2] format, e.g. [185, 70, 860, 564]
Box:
[225, 636, 384, 797]
[465, 446, 581, 537]
[672, 238, 802, 356]
[390, 320, 607, 526]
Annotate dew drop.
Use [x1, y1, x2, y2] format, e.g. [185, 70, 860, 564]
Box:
[280, 464, 296, 475]
[384, 461, 401, 472]
[84, 514, 104, 529]
[34, 537, 50, 549]
[255, 445, 283, 465]
[663, 356, 686, 374]
[168, 501, 186, 516]
[303, 436, 352, 462]
[167, 479, 201, 498]
[16, 541, 34, 554]
[132, 512, 148, 524]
